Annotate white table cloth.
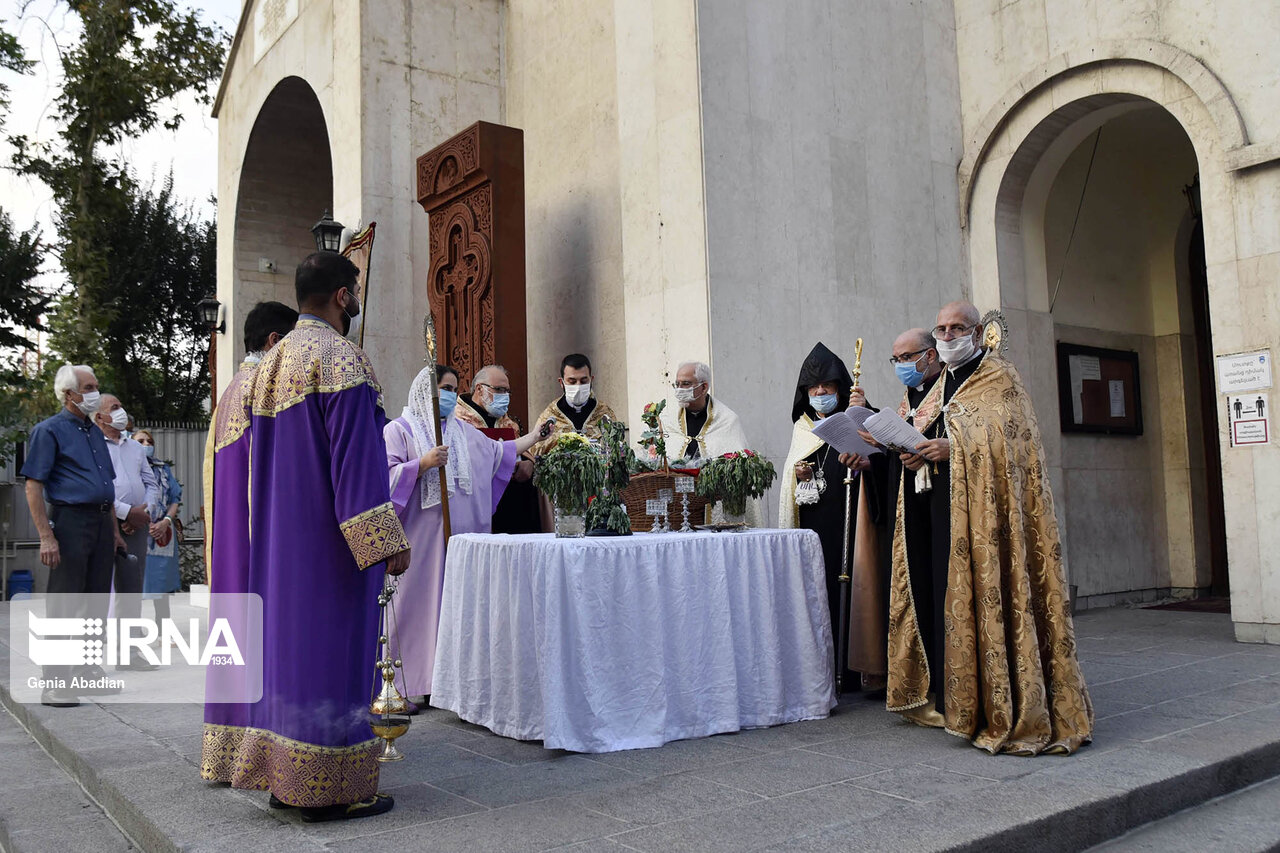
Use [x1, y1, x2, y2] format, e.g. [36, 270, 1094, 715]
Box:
[431, 528, 836, 753]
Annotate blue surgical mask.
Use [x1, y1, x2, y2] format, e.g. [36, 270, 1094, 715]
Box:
[486, 392, 510, 418]
[895, 356, 927, 388]
[142, 445, 155, 458]
[438, 389, 458, 420]
[810, 393, 838, 415]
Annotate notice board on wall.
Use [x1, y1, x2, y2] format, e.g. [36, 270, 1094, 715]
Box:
[1056, 342, 1143, 436]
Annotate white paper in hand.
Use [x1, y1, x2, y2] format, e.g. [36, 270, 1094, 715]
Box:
[863, 410, 927, 454]
[810, 407, 881, 457]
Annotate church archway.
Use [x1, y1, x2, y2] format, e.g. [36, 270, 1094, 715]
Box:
[974, 86, 1232, 610]
[231, 76, 333, 363]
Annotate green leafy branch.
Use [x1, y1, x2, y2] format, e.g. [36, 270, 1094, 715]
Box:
[695, 450, 777, 516]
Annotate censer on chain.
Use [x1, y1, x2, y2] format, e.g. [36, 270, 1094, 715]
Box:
[368, 576, 411, 761]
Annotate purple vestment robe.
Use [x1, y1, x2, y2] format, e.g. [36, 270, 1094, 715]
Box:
[383, 416, 516, 696]
[202, 361, 256, 736]
[201, 318, 409, 808]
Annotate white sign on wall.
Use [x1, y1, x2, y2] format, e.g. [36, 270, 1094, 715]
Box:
[1228, 392, 1270, 447]
[1216, 350, 1272, 394]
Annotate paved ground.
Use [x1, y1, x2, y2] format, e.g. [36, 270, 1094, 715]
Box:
[3, 605, 1280, 852]
[1088, 775, 1280, 852]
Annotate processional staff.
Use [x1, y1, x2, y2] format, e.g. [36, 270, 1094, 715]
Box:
[423, 310, 452, 543]
[836, 337, 863, 695]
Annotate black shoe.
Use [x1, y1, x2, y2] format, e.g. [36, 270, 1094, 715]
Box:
[115, 660, 160, 672]
[75, 665, 123, 695]
[300, 793, 394, 823]
[41, 688, 80, 707]
[268, 794, 296, 809]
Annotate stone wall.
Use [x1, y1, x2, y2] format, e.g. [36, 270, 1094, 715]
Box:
[954, 0, 1280, 639]
[216, 0, 503, 415]
[359, 0, 503, 414]
[696, 0, 968, 521]
[504, 0, 711, 430]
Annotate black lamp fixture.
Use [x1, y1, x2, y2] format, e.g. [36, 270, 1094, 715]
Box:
[311, 209, 345, 253]
[197, 294, 225, 333]
[1183, 173, 1201, 220]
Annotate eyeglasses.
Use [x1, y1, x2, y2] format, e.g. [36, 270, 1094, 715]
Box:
[672, 381, 704, 390]
[932, 323, 977, 340]
[888, 349, 928, 365]
[476, 382, 512, 395]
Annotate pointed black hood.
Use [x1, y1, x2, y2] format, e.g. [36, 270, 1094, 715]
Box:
[792, 341, 854, 422]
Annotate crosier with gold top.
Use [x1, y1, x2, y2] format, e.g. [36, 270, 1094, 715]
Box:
[836, 337, 863, 694]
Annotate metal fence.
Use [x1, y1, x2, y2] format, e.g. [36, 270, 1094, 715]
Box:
[1, 423, 209, 544]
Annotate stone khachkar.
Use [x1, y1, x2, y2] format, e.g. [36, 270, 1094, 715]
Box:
[416, 122, 528, 425]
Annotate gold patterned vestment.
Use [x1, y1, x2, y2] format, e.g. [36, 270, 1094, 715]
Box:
[886, 352, 1093, 755]
[529, 396, 618, 457]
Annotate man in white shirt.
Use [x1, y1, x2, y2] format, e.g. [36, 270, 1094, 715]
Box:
[94, 393, 158, 662]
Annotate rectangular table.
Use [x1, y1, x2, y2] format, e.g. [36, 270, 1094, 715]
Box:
[431, 528, 835, 753]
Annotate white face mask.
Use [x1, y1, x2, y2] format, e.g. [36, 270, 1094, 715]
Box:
[564, 383, 591, 407]
[75, 390, 101, 416]
[673, 386, 700, 407]
[935, 332, 977, 365]
[110, 408, 130, 430]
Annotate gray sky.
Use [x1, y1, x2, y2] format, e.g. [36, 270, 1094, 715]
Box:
[0, 0, 242, 282]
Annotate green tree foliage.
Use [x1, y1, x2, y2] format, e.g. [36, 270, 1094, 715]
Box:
[0, 209, 48, 350]
[0, 209, 50, 464]
[0, 17, 34, 127]
[7, 0, 226, 385]
[44, 173, 214, 422]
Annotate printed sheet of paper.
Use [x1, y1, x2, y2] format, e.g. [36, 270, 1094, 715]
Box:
[810, 407, 881, 457]
[863, 410, 927, 454]
[1108, 380, 1126, 418]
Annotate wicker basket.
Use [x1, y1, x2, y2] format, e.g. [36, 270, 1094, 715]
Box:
[619, 470, 711, 530]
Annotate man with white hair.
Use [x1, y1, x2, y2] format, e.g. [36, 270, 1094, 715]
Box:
[659, 360, 762, 526]
[22, 364, 126, 706]
[93, 392, 158, 651]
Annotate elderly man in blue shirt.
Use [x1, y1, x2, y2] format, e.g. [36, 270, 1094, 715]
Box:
[22, 364, 127, 707]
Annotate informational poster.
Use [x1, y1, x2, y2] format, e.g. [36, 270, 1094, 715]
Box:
[1217, 350, 1272, 394]
[1228, 392, 1270, 447]
[1056, 343, 1143, 435]
[1108, 380, 1126, 418]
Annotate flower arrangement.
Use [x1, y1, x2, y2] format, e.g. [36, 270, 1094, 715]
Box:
[585, 418, 640, 534]
[695, 449, 777, 517]
[638, 400, 668, 471]
[532, 432, 605, 516]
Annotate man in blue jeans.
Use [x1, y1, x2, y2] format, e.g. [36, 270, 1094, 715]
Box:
[22, 364, 126, 707]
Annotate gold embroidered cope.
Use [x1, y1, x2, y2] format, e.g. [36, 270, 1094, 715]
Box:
[886, 353, 1094, 755]
[529, 397, 618, 457]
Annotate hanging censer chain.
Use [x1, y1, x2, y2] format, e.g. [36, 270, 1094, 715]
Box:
[369, 575, 411, 761]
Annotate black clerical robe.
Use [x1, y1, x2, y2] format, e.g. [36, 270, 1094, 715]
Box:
[887, 353, 984, 712]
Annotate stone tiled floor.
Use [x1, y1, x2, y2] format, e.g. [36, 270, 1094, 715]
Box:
[3, 605, 1280, 852]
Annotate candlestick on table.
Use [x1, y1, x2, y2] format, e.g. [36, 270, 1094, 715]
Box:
[674, 476, 695, 531]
